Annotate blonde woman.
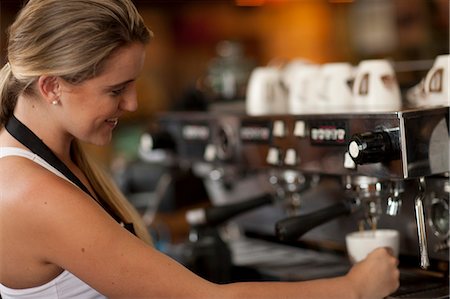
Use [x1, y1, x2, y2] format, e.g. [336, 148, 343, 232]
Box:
[0, 0, 399, 298]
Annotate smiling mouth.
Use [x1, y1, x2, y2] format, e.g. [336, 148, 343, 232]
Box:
[106, 118, 118, 126]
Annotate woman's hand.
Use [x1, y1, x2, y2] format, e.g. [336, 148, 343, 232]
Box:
[345, 247, 400, 299]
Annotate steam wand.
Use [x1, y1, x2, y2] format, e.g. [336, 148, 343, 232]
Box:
[415, 177, 430, 269]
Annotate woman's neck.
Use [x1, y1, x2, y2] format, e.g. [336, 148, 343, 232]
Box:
[12, 95, 74, 164]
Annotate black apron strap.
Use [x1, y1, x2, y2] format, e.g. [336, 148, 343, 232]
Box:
[5, 115, 136, 235]
[6, 115, 94, 196]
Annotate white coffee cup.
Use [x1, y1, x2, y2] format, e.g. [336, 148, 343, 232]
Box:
[406, 54, 450, 108]
[423, 54, 449, 106]
[246, 66, 287, 116]
[283, 63, 320, 114]
[352, 59, 402, 112]
[313, 62, 354, 113]
[345, 229, 400, 263]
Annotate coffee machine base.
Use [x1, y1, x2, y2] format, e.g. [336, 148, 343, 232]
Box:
[228, 236, 449, 299]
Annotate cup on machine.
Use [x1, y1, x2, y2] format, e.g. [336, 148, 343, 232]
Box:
[283, 63, 320, 114]
[422, 54, 449, 106]
[246, 66, 287, 116]
[406, 54, 450, 108]
[345, 229, 400, 263]
[352, 59, 402, 112]
[313, 62, 354, 113]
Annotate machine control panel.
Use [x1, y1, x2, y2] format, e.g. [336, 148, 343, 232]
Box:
[308, 120, 348, 145]
[145, 106, 449, 179]
[348, 130, 401, 164]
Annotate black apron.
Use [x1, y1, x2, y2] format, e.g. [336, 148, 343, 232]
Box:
[5, 115, 136, 235]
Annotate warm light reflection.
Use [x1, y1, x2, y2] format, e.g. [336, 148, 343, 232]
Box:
[235, 0, 265, 6]
[235, 0, 295, 6]
[236, 0, 353, 6]
[328, 0, 354, 3]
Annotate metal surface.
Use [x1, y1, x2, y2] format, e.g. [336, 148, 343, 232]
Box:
[415, 177, 431, 269]
[237, 106, 449, 179]
[143, 105, 449, 298]
[148, 106, 449, 179]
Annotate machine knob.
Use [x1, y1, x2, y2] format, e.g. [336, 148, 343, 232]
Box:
[348, 131, 399, 165]
[140, 131, 176, 152]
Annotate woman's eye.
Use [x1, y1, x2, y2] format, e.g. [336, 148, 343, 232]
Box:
[111, 87, 126, 96]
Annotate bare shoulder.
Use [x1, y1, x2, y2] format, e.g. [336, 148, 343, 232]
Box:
[0, 156, 129, 281]
[0, 155, 217, 297]
[0, 153, 129, 248]
[0, 155, 119, 255]
[0, 155, 84, 286]
[0, 155, 68, 214]
[0, 155, 92, 217]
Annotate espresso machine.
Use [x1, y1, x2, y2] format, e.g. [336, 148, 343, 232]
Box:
[140, 102, 449, 297]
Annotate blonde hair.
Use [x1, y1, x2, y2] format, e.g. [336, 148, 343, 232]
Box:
[1, 0, 153, 244]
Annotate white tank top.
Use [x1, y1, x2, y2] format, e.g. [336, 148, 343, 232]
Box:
[0, 147, 107, 299]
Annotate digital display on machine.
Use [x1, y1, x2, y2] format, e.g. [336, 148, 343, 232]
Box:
[308, 120, 349, 146]
[181, 123, 210, 141]
[240, 120, 272, 143]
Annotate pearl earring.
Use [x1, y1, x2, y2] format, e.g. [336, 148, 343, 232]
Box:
[52, 100, 59, 105]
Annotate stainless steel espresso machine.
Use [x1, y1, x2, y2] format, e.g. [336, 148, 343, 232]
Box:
[139, 104, 449, 298]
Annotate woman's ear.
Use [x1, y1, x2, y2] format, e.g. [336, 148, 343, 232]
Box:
[37, 75, 61, 105]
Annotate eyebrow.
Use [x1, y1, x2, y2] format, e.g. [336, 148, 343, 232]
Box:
[106, 79, 135, 89]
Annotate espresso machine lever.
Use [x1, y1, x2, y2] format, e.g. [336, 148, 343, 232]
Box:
[183, 193, 275, 283]
[186, 193, 274, 228]
[275, 199, 359, 242]
[415, 177, 430, 269]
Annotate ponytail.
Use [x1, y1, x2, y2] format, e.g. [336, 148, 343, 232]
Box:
[0, 63, 17, 126]
[72, 141, 153, 245]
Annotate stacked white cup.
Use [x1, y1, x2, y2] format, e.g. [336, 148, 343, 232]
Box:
[406, 54, 450, 108]
[283, 63, 320, 114]
[312, 62, 355, 113]
[246, 66, 287, 116]
[246, 57, 413, 115]
[351, 59, 402, 112]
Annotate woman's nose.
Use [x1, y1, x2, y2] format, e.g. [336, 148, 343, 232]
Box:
[120, 90, 138, 112]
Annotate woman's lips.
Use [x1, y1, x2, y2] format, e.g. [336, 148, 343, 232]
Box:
[106, 118, 118, 127]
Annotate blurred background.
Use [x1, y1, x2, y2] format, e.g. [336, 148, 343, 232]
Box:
[1, 0, 448, 165]
[1, 0, 449, 246]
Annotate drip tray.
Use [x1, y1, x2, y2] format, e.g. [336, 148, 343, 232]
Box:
[230, 237, 449, 299]
[230, 237, 351, 280]
[388, 270, 449, 299]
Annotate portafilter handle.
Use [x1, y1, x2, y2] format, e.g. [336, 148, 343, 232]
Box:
[186, 193, 274, 228]
[275, 200, 356, 242]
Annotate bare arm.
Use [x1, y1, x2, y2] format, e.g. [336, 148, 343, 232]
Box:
[7, 163, 399, 299]
[218, 247, 399, 299]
